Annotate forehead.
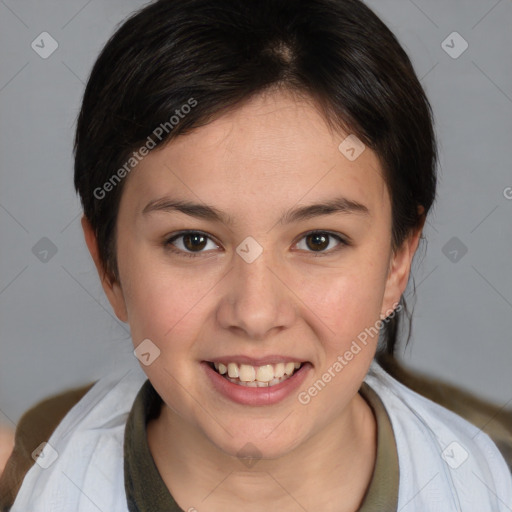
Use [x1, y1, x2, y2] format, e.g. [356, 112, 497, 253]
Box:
[120, 89, 389, 222]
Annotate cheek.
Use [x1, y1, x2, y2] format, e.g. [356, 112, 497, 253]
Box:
[123, 269, 204, 347]
[115, 240, 201, 347]
[301, 261, 389, 340]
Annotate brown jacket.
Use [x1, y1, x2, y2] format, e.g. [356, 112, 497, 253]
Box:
[1, 355, 511, 511]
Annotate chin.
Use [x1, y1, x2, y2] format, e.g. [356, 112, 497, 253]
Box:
[206, 426, 305, 464]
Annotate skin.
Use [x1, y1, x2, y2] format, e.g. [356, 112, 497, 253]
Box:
[83, 87, 423, 512]
[0, 425, 14, 479]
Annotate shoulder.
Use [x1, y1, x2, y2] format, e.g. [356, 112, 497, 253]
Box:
[0, 382, 95, 511]
[3, 368, 148, 512]
[365, 356, 512, 508]
[374, 353, 512, 473]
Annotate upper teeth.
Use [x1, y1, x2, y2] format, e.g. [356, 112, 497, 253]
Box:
[213, 362, 301, 383]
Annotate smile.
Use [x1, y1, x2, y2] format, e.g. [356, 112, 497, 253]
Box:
[203, 359, 312, 406]
[207, 361, 303, 387]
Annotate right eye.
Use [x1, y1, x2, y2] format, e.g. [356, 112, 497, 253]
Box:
[164, 231, 221, 258]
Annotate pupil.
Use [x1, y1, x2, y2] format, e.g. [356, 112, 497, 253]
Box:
[185, 233, 206, 251]
[307, 233, 328, 251]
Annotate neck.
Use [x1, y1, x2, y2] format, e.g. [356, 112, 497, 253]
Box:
[147, 392, 377, 512]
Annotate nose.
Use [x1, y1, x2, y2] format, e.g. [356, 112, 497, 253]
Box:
[216, 244, 297, 340]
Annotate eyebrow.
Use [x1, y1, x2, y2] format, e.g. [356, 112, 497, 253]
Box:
[142, 195, 370, 225]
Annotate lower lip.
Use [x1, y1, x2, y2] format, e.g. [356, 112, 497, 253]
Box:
[202, 361, 312, 406]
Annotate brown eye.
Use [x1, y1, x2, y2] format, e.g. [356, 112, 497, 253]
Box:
[295, 231, 347, 255]
[164, 231, 219, 258]
[305, 232, 330, 251]
[182, 233, 208, 251]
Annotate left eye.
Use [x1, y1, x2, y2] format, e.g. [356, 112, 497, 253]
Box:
[164, 230, 347, 258]
[294, 231, 346, 255]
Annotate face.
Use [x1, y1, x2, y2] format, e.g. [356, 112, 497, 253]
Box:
[83, 88, 420, 460]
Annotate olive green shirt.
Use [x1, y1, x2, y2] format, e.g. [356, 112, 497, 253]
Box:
[124, 379, 399, 511]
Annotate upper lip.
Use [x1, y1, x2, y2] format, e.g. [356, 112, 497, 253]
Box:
[205, 355, 309, 366]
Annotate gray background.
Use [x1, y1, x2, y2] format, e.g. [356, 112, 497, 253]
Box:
[0, 0, 511, 429]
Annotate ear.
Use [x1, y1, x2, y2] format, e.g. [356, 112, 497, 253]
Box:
[81, 215, 128, 323]
[380, 209, 426, 318]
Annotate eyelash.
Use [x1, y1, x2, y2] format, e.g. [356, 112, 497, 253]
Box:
[163, 230, 349, 259]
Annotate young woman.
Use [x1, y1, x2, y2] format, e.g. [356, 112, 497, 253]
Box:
[3, 0, 511, 510]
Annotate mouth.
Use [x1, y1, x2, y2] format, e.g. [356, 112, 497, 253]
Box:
[206, 360, 305, 388]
